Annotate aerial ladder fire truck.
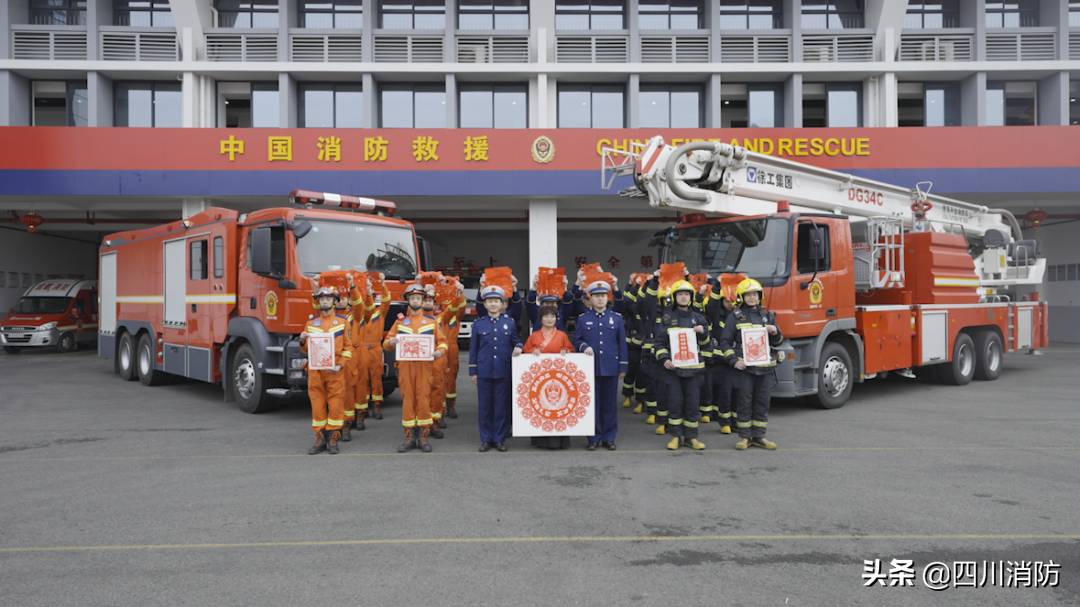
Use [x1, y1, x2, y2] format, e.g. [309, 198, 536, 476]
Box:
[98, 191, 432, 414]
[603, 137, 1048, 408]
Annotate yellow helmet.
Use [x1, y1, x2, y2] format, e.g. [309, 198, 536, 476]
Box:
[736, 278, 764, 298]
[668, 280, 696, 297]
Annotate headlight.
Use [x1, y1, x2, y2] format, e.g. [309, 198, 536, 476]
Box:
[39, 322, 58, 331]
[289, 370, 305, 379]
[291, 358, 307, 369]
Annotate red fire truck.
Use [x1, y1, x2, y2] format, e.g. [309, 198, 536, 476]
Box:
[603, 137, 1049, 408]
[98, 191, 431, 413]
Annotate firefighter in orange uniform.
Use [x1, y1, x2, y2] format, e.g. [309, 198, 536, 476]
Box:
[346, 272, 376, 431]
[443, 280, 467, 420]
[299, 286, 351, 455]
[361, 273, 390, 421]
[384, 283, 448, 453]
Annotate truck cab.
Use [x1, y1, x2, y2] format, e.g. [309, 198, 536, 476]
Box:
[2, 279, 98, 354]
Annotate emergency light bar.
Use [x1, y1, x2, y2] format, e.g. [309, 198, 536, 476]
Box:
[288, 190, 396, 215]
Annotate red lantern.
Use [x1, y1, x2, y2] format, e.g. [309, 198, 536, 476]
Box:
[19, 212, 44, 233]
[1024, 209, 1048, 232]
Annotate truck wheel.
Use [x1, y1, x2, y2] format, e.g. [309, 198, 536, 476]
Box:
[230, 343, 274, 414]
[137, 333, 169, 386]
[808, 342, 853, 409]
[118, 332, 138, 381]
[938, 333, 975, 386]
[914, 364, 940, 383]
[57, 332, 77, 353]
[3, 346, 21, 355]
[973, 331, 1003, 381]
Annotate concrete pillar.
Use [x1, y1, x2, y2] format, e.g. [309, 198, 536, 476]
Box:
[279, 0, 296, 62]
[539, 73, 554, 128]
[627, 74, 640, 128]
[961, 71, 985, 126]
[364, 73, 377, 128]
[1038, 71, 1069, 126]
[445, 0, 457, 63]
[628, 0, 640, 63]
[960, 0, 986, 61]
[87, 71, 113, 127]
[532, 5, 555, 63]
[529, 200, 558, 283]
[362, 0, 376, 62]
[446, 73, 458, 128]
[0, 71, 31, 126]
[705, 74, 722, 128]
[87, 0, 111, 60]
[279, 72, 297, 128]
[1, 0, 30, 60]
[878, 72, 897, 127]
[784, 73, 802, 128]
[182, 198, 211, 219]
[785, 0, 802, 60]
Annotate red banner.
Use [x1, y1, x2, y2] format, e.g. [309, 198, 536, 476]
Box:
[537, 267, 566, 298]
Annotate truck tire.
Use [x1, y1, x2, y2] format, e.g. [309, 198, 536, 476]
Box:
[807, 342, 853, 409]
[973, 330, 1003, 381]
[57, 332, 77, 353]
[3, 346, 21, 354]
[914, 364, 940, 383]
[137, 333, 169, 386]
[230, 343, 274, 414]
[938, 333, 975, 386]
[118, 332, 138, 381]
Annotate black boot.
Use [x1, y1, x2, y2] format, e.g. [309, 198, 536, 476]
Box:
[355, 409, 366, 431]
[418, 426, 433, 453]
[308, 429, 327, 455]
[447, 398, 458, 419]
[327, 429, 341, 454]
[430, 421, 444, 439]
[397, 428, 416, 453]
[340, 421, 352, 442]
[371, 402, 383, 420]
[439, 418, 447, 429]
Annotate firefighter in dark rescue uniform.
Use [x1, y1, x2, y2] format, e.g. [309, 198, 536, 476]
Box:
[718, 278, 785, 450]
[653, 280, 710, 451]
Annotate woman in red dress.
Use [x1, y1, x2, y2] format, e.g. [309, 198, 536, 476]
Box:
[523, 307, 574, 355]
[524, 308, 574, 449]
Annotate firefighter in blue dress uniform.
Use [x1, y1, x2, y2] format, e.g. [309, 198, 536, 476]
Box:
[572, 281, 628, 451]
[469, 285, 523, 452]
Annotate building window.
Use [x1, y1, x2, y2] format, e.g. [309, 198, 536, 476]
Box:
[380, 0, 445, 29]
[718, 0, 781, 30]
[558, 85, 624, 128]
[801, 0, 863, 29]
[115, 82, 182, 127]
[115, 0, 174, 26]
[381, 85, 445, 127]
[32, 81, 88, 127]
[218, 82, 279, 128]
[1071, 2, 1080, 27]
[803, 83, 861, 128]
[299, 83, 362, 128]
[1070, 82, 1079, 125]
[720, 83, 782, 128]
[897, 82, 960, 127]
[639, 85, 702, 128]
[555, 0, 625, 30]
[214, 0, 280, 28]
[638, 0, 702, 30]
[459, 0, 529, 29]
[459, 84, 527, 128]
[30, 0, 86, 25]
[903, 1, 959, 29]
[986, 82, 1036, 126]
[190, 241, 208, 281]
[299, 0, 363, 28]
[985, 0, 1038, 28]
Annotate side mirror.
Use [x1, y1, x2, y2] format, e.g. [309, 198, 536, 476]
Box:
[70, 310, 78, 318]
[7, 308, 12, 314]
[277, 278, 297, 290]
[251, 227, 275, 277]
[809, 227, 826, 261]
[292, 220, 312, 240]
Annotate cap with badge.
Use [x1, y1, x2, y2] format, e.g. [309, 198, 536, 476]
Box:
[586, 280, 611, 295]
[481, 285, 506, 300]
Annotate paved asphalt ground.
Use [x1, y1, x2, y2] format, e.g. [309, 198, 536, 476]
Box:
[1, 345, 1078, 607]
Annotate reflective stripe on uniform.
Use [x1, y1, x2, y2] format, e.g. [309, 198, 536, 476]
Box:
[751, 420, 768, 427]
[668, 418, 683, 426]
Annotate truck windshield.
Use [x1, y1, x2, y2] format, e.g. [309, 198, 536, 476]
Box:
[12, 297, 70, 315]
[665, 218, 790, 278]
[296, 220, 418, 280]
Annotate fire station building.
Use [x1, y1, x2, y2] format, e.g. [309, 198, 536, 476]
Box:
[1, 0, 1079, 340]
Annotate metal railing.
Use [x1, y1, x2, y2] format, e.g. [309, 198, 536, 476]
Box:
[372, 34, 444, 62]
[801, 33, 874, 62]
[555, 36, 629, 63]
[1071, 30, 1080, 60]
[205, 31, 279, 61]
[11, 26, 87, 60]
[640, 35, 709, 63]
[898, 33, 972, 61]
[290, 33, 362, 62]
[455, 35, 530, 63]
[985, 31, 1057, 61]
[100, 28, 179, 60]
[718, 34, 790, 62]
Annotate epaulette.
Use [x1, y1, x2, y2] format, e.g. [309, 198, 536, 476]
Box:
[424, 314, 436, 320]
